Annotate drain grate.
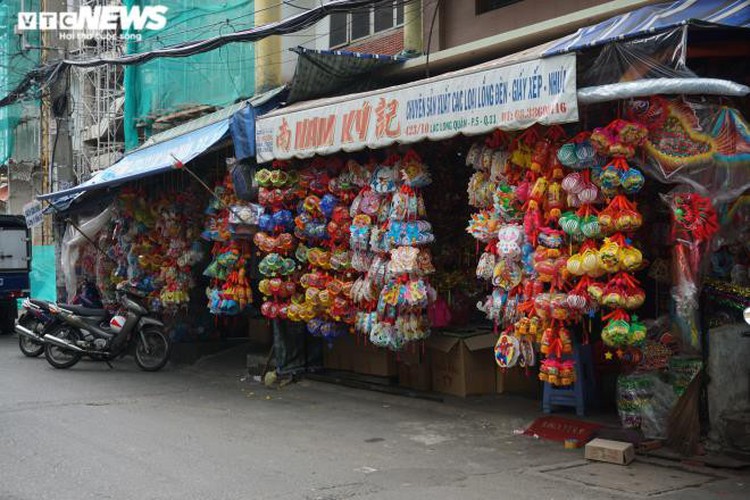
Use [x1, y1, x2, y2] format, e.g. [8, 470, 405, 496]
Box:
[537, 460, 717, 496]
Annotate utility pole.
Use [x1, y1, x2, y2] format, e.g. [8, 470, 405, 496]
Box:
[255, 0, 283, 92]
[404, 0, 424, 55]
[39, 0, 51, 245]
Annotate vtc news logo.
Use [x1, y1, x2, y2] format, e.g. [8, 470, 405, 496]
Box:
[17, 5, 168, 31]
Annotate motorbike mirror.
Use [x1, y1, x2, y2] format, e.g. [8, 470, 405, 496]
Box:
[744, 307, 750, 326]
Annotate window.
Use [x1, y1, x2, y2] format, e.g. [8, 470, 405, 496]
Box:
[329, 1, 404, 48]
[329, 12, 348, 47]
[476, 0, 522, 15]
[374, 4, 394, 33]
[351, 8, 370, 40]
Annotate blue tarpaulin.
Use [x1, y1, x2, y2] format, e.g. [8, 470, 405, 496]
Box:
[544, 0, 750, 56]
[230, 86, 288, 161]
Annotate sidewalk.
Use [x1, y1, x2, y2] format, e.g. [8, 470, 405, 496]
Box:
[182, 342, 750, 499]
[2, 335, 748, 499]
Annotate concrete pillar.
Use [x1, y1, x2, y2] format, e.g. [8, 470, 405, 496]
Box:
[255, 0, 282, 92]
[403, 0, 423, 55]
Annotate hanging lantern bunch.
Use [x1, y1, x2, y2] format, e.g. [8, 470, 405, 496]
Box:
[362, 151, 436, 351]
[468, 130, 524, 328]
[466, 126, 590, 386]
[202, 170, 254, 316]
[350, 159, 389, 340]
[254, 160, 302, 320]
[111, 186, 203, 314]
[587, 119, 648, 348]
[285, 158, 359, 341]
[520, 126, 582, 384]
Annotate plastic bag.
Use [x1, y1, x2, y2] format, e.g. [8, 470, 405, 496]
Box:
[61, 207, 113, 301]
[628, 97, 750, 204]
[580, 28, 692, 87]
[231, 160, 259, 201]
[617, 372, 676, 440]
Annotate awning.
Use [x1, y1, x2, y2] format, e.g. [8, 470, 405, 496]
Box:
[544, 0, 750, 56]
[40, 87, 286, 203]
[256, 52, 578, 163]
[287, 47, 405, 104]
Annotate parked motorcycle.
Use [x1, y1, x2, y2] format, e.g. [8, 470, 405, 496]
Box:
[16, 299, 61, 357]
[15, 279, 104, 358]
[43, 282, 170, 371]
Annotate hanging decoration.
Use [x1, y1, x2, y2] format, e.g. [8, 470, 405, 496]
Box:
[202, 167, 255, 316]
[664, 192, 719, 349]
[112, 186, 204, 314]
[587, 118, 648, 350]
[466, 125, 592, 386]
[352, 151, 437, 351]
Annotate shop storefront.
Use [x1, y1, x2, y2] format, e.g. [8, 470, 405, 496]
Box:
[37, 0, 750, 456]
[251, 9, 750, 456]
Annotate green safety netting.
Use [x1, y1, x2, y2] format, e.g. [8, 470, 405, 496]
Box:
[0, 0, 40, 165]
[123, 0, 255, 150]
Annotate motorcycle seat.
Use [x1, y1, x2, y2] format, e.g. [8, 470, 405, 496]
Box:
[29, 299, 54, 308]
[60, 304, 107, 317]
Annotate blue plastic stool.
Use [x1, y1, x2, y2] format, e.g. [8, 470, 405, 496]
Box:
[542, 343, 596, 416]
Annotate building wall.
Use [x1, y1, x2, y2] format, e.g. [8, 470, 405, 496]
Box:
[348, 27, 404, 55]
[280, 0, 333, 83]
[431, 0, 606, 51]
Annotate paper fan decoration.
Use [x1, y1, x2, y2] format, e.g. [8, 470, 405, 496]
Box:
[495, 333, 520, 368]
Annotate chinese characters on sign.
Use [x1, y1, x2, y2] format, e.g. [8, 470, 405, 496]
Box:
[256, 54, 577, 162]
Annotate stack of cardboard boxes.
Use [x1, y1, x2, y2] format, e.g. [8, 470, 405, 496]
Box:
[323, 328, 540, 398]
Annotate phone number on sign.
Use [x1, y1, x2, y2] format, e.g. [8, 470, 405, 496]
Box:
[405, 103, 569, 135]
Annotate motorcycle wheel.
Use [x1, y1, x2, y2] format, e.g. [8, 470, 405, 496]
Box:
[18, 317, 44, 357]
[134, 327, 171, 372]
[44, 326, 83, 369]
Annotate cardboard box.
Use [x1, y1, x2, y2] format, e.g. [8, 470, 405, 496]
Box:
[352, 341, 398, 377]
[428, 330, 497, 397]
[497, 367, 540, 396]
[323, 335, 357, 372]
[585, 438, 635, 465]
[398, 349, 432, 391]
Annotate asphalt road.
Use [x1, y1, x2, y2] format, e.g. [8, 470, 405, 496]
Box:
[0, 335, 747, 500]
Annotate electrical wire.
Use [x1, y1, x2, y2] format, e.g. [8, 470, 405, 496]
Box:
[0, 0, 423, 108]
[65, 0, 411, 67]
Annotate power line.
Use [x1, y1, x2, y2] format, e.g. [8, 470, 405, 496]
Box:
[66, 0, 413, 67]
[0, 0, 422, 108]
[0, 0, 407, 107]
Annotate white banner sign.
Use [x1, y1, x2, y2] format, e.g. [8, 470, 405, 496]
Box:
[23, 201, 44, 228]
[256, 54, 577, 162]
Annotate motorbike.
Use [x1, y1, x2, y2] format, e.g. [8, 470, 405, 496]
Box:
[15, 279, 104, 358]
[42, 282, 170, 371]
